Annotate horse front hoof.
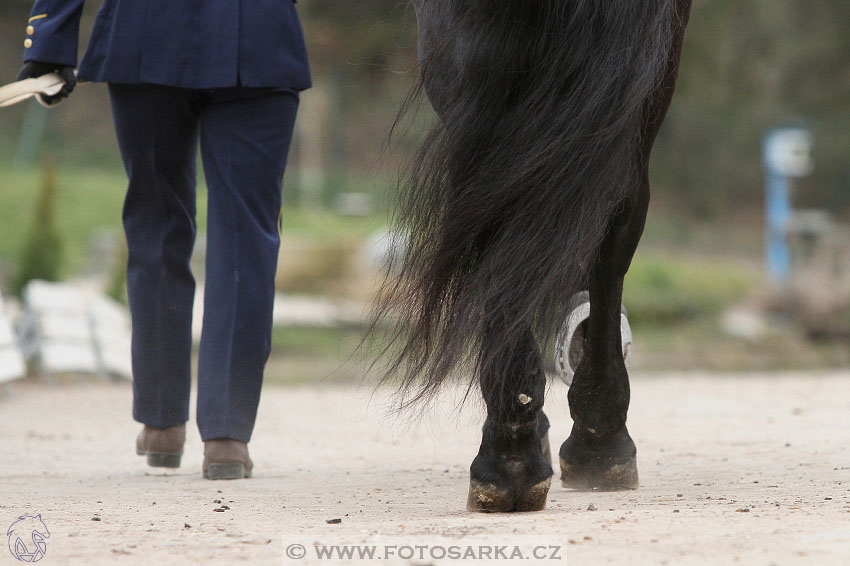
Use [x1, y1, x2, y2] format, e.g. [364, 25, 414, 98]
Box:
[559, 426, 639, 491]
[466, 477, 551, 513]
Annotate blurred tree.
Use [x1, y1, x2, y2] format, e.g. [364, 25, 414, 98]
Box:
[1, 0, 849, 218]
[654, 0, 850, 216]
[12, 159, 64, 296]
[301, 0, 416, 72]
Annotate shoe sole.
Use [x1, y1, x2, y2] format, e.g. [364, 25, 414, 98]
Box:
[203, 462, 252, 480]
[137, 448, 182, 468]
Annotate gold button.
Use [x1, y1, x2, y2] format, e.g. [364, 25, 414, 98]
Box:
[24, 38, 33, 48]
[26, 25, 35, 35]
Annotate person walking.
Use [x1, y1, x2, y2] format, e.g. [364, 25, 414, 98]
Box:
[17, 1, 311, 480]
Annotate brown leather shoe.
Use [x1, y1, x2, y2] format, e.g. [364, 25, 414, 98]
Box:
[135, 425, 185, 468]
[203, 439, 253, 480]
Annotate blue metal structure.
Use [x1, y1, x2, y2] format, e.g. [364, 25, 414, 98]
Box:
[762, 126, 814, 286]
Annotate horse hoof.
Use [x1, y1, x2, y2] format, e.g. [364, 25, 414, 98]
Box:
[559, 427, 639, 491]
[560, 458, 639, 491]
[467, 477, 551, 513]
[467, 413, 553, 512]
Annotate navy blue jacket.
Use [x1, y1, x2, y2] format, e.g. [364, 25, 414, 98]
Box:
[23, 0, 311, 90]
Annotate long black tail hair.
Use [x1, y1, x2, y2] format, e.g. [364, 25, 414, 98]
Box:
[372, 0, 681, 410]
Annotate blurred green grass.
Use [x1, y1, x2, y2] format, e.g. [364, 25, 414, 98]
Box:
[0, 164, 385, 280]
[624, 254, 757, 326]
[0, 165, 128, 274]
[271, 326, 361, 356]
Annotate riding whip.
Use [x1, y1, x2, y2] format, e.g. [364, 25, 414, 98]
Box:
[0, 72, 75, 108]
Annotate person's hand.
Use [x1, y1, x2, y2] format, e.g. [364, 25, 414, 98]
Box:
[16, 61, 77, 105]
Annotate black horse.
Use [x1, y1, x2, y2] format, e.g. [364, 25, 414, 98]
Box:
[373, 0, 693, 512]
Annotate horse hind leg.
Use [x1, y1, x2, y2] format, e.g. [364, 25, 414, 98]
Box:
[558, 180, 648, 491]
[467, 329, 553, 512]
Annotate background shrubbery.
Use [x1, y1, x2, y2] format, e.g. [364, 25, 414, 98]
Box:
[1, 0, 848, 216]
[624, 256, 755, 326]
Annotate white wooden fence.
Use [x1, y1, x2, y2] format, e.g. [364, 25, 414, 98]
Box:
[0, 291, 26, 384]
[15, 280, 132, 380]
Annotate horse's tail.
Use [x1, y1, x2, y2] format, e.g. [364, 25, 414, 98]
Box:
[373, 0, 682, 409]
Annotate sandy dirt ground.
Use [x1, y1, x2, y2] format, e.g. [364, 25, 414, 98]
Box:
[2, 371, 850, 566]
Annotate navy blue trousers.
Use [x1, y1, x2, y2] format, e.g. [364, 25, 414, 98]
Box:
[109, 84, 299, 443]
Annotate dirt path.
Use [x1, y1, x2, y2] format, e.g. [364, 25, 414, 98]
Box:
[2, 372, 849, 565]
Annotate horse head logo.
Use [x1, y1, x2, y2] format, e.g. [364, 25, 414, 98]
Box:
[6, 514, 50, 563]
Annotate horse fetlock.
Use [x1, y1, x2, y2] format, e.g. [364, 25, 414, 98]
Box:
[569, 414, 628, 444]
[567, 377, 630, 440]
[559, 424, 639, 491]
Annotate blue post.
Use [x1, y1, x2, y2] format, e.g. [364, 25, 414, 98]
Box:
[762, 126, 813, 288]
[764, 170, 791, 286]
